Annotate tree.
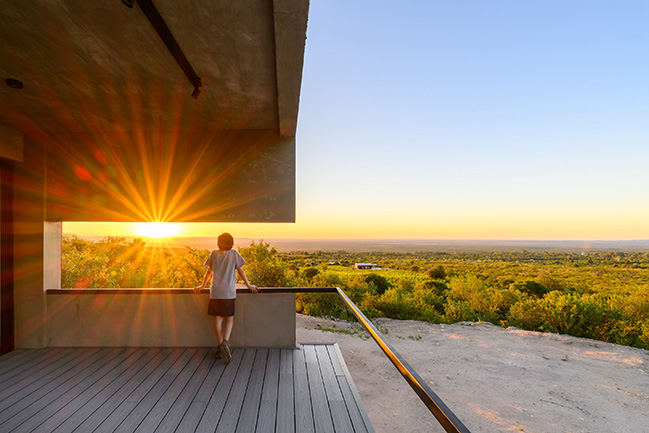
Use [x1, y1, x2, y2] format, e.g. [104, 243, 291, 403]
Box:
[239, 240, 290, 287]
[164, 246, 208, 288]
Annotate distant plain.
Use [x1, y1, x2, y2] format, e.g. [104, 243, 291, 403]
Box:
[79, 235, 649, 253]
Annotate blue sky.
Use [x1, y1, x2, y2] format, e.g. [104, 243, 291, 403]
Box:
[292, 1, 649, 239]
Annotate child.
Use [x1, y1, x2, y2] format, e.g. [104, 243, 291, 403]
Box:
[194, 233, 258, 363]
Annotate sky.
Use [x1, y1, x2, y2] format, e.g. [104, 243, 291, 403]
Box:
[66, 1, 649, 240]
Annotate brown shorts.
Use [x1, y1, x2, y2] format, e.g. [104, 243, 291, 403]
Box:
[208, 298, 235, 317]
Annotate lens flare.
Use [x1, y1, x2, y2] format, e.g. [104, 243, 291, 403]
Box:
[135, 222, 180, 238]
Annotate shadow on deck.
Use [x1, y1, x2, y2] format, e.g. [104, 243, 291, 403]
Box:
[0, 344, 374, 433]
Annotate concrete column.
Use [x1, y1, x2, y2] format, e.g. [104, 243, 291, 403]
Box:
[13, 138, 46, 348]
[44, 222, 62, 290]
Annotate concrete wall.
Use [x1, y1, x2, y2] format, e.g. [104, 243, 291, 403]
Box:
[46, 292, 296, 348]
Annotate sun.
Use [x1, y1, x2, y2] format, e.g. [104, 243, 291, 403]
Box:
[135, 222, 181, 238]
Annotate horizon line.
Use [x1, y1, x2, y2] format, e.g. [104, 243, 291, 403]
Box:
[67, 234, 649, 243]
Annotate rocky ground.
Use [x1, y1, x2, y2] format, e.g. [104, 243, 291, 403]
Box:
[296, 314, 649, 433]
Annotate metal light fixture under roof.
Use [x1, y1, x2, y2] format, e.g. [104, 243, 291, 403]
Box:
[5, 78, 23, 89]
[125, 0, 202, 99]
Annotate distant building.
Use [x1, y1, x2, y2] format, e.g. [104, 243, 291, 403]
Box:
[353, 262, 380, 270]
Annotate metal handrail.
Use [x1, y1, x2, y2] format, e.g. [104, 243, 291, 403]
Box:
[47, 286, 471, 432]
[253, 287, 471, 433]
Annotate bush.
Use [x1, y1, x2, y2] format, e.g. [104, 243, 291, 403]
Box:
[510, 280, 549, 298]
[296, 292, 351, 320]
[427, 265, 447, 279]
[443, 275, 521, 324]
[360, 288, 425, 320]
[423, 279, 449, 294]
[239, 240, 290, 287]
[365, 274, 391, 294]
[508, 292, 648, 349]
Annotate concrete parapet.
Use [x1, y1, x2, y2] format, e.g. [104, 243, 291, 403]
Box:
[46, 291, 296, 348]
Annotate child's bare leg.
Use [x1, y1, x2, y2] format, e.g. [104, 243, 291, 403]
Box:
[215, 316, 224, 345]
[223, 316, 234, 342]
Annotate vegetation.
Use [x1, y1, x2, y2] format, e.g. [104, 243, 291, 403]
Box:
[62, 234, 205, 289]
[62, 235, 649, 349]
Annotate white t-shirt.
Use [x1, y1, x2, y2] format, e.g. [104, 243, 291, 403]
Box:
[204, 249, 246, 299]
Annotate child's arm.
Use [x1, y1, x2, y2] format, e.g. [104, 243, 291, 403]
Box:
[237, 268, 259, 294]
[193, 269, 213, 294]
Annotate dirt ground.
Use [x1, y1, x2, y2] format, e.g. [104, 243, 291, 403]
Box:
[296, 314, 649, 433]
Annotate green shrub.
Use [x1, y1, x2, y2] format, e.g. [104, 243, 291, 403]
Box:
[427, 265, 447, 279]
[443, 275, 521, 324]
[296, 292, 352, 320]
[365, 273, 391, 294]
[510, 280, 549, 298]
[239, 240, 290, 287]
[303, 267, 319, 279]
[508, 292, 648, 349]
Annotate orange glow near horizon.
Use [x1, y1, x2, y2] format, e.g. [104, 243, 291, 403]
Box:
[62, 216, 648, 241]
[134, 222, 181, 238]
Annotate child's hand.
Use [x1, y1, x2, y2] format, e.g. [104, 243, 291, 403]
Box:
[249, 285, 259, 294]
[193, 286, 203, 294]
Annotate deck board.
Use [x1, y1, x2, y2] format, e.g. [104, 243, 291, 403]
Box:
[0, 348, 86, 401]
[304, 344, 335, 433]
[293, 345, 315, 433]
[109, 348, 198, 433]
[175, 350, 226, 433]
[256, 349, 280, 433]
[0, 348, 108, 428]
[331, 344, 375, 433]
[0, 347, 66, 379]
[50, 348, 168, 433]
[236, 349, 268, 433]
[276, 349, 294, 433]
[216, 348, 256, 432]
[317, 345, 354, 433]
[79, 348, 179, 433]
[155, 350, 217, 433]
[133, 348, 207, 433]
[15, 348, 141, 433]
[32, 348, 149, 433]
[0, 344, 373, 433]
[195, 349, 244, 432]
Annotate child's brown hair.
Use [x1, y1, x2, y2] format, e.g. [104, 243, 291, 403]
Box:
[217, 232, 234, 251]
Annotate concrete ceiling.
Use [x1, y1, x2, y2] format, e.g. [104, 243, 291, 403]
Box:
[0, 0, 308, 138]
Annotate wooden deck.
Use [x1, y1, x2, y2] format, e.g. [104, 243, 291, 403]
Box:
[0, 344, 374, 433]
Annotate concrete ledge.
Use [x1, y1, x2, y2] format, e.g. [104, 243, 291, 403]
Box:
[46, 290, 295, 348]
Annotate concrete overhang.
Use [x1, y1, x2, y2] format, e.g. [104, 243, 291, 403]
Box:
[0, 0, 309, 222]
[0, 0, 307, 137]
